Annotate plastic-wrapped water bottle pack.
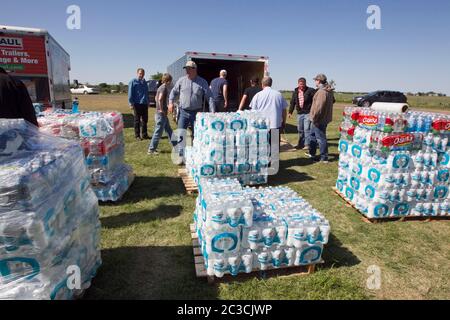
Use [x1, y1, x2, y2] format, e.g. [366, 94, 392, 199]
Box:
[92, 164, 135, 202]
[0, 119, 101, 299]
[337, 106, 450, 219]
[194, 178, 330, 278]
[38, 110, 133, 201]
[185, 111, 271, 186]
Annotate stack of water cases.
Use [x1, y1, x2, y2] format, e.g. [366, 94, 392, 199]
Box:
[38, 111, 134, 202]
[194, 178, 330, 278]
[185, 111, 271, 186]
[337, 106, 450, 219]
[0, 119, 101, 299]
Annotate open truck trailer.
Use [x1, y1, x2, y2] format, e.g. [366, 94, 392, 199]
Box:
[167, 52, 269, 112]
[0, 25, 71, 110]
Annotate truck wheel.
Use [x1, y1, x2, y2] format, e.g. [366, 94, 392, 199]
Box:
[363, 101, 370, 108]
[84, 91, 88, 95]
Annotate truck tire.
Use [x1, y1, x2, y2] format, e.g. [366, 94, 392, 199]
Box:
[84, 91, 88, 95]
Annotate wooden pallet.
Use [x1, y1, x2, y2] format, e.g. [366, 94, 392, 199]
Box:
[332, 187, 450, 224]
[178, 168, 198, 195]
[190, 224, 321, 284]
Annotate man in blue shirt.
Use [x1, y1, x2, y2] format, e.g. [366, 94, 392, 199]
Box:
[128, 68, 150, 140]
[210, 70, 228, 112]
[169, 61, 215, 164]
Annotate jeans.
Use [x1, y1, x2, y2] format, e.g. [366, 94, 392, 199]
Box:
[309, 122, 329, 161]
[149, 112, 173, 151]
[177, 108, 200, 157]
[297, 113, 312, 147]
[133, 104, 148, 138]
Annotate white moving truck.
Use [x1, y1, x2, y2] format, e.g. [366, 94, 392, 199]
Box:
[0, 25, 71, 109]
[167, 51, 269, 111]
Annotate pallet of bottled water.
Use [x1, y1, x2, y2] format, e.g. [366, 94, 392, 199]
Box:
[194, 178, 330, 278]
[336, 106, 450, 219]
[185, 111, 271, 187]
[38, 110, 134, 202]
[0, 119, 101, 299]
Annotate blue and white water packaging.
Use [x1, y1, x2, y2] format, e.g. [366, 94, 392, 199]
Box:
[203, 225, 241, 259]
[195, 179, 329, 277]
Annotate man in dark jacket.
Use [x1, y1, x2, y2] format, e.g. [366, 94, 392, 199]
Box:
[0, 67, 38, 126]
[288, 77, 316, 149]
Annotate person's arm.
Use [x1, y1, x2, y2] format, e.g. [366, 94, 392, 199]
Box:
[146, 81, 150, 107]
[282, 108, 287, 129]
[238, 95, 248, 111]
[168, 80, 180, 114]
[288, 90, 296, 117]
[282, 97, 288, 128]
[203, 81, 215, 113]
[310, 91, 325, 124]
[249, 94, 257, 110]
[128, 80, 134, 107]
[223, 84, 228, 109]
[157, 91, 164, 112]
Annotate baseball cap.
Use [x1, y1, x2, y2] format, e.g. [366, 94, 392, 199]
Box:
[183, 61, 197, 69]
[314, 74, 327, 82]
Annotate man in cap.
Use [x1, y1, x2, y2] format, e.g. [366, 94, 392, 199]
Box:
[210, 70, 229, 112]
[306, 73, 335, 163]
[168, 61, 215, 163]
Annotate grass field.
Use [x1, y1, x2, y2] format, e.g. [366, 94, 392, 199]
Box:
[76, 94, 450, 300]
[282, 91, 450, 111]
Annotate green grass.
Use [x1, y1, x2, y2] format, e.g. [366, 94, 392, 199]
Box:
[282, 91, 450, 111]
[78, 95, 450, 300]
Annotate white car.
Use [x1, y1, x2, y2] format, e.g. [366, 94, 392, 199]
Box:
[70, 84, 100, 95]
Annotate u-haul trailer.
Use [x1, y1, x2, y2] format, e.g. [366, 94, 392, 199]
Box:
[0, 25, 71, 109]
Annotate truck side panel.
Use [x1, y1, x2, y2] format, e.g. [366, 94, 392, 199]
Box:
[47, 35, 71, 108]
[0, 33, 47, 75]
[167, 55, 188, 84]
[0, 30, 71, 109]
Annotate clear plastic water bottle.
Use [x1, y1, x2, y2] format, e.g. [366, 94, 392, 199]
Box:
[417, 115, 424, 133]
[424, 115, 432, 133]
[72, 98, 79, 114]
